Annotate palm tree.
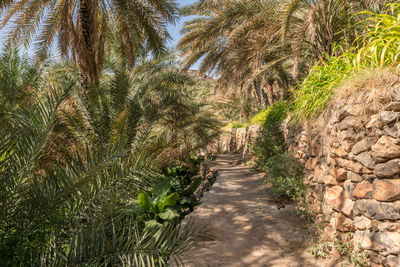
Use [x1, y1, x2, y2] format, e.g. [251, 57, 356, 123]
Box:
[179, 0, 292, 107]
[0, 0, 178, 98]
[0, 50, 211, 266]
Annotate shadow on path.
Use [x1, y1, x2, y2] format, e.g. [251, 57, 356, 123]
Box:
[176, 154, 339, 267]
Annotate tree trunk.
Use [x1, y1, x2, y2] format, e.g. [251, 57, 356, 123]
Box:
[265, 81, 274, 106]
[252, 78, 267, 108]
[78, 0, 100, 99]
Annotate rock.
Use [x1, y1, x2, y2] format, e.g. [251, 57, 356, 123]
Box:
[383, 122, 400, 139]
[372, 232, 400, 254]
[342, 140, 354, 152]
[331, 147, 348, 158]
[354, 152, 376, 169]
[314, 166, 338, 185]
[373, 179, 400, 201]
[372, 136, 400, 159]
[338, 106, 351, 121]
[305, 157, 318, 170]
[322, 202, 334, 223]
[366, 114, 381, 129]
[380, 111, 400, 124]
[331, 168, 348, 182]
[386, 255, 400, 267]
[336, 158, 364, 174]
[324, 186, 354, 216]
[352, 181, 373, 199]
[384, 102, 400, 111]
[352, 138, 372, 155]
[334, 212, 353, 231]
[348, 172, 363, 182]
[372, 221, 400, 232]
[354, 199, 400, 220]
[343, 180, 355, 200]
[354, 231, 400, 254]
[374, 159, 400, 178]
[353, 230, 373, 250]
[354, 216, 372, 230]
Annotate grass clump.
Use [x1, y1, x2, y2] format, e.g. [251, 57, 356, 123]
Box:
[291, 52, 356, 122]
[291, 4, 400, 123]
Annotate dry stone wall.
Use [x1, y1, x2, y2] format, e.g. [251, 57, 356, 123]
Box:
[284, 90, 400, 266]
[207, 125, 260, 160]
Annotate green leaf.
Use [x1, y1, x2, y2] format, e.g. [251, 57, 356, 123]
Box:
[152, 179, 172, 199]
[138, 192, 152, 211]
[159, 209, 179, 221]
[182, 177, 202, 196]
[157, 192, 179, 212]
[179, 196, 191, 204]
[144, 219, 162, 229]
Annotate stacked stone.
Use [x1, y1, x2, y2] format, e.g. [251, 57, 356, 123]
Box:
[194, 162, 219, 201]
[285, 98, 400, 266]
[207, 125, 261, 158]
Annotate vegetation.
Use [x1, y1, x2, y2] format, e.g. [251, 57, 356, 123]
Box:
[291, 3, 400, 122]
[0, 0, 178, 97]
[309, 233, 369, 267]
[0, 49, 218, 265]
[2, 0, 400, 265]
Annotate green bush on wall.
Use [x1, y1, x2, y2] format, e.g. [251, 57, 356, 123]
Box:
[253, 101, 289, 170]
[253, 102, 307, 212]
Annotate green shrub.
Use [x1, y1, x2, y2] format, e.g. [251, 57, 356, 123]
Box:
[231, 122, 246, 128]
[249, 109, 270, 125]
[253, 102, 288, 170]
[266, 151, 306, 204]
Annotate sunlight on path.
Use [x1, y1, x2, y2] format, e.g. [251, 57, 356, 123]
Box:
[177, 154, 339, 267]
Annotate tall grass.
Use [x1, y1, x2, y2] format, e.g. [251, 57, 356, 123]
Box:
[291, 3, 400, 123]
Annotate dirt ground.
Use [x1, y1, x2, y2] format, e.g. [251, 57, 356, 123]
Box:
[176, 154, 341, 267]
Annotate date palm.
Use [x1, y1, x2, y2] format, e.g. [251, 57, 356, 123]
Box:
[179, 0, 291, 106]
[0, 0, 178, 98]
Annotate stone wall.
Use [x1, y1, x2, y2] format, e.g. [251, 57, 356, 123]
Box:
[207, 125, 260, 159]
[193, 162, 219, 201]
[284, 87, 400, 266]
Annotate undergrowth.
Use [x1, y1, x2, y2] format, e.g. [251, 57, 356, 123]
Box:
[253, 102, 308, 214]
[308, 233, 369, 267]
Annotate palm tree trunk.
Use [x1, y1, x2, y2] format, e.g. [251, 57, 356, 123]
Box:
[78, 0, 99, 99]
[265, 81, 274, 106]
[253, 79, 266, 108]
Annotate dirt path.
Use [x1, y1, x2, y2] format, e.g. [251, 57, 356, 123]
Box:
[179, 154, 338, 267]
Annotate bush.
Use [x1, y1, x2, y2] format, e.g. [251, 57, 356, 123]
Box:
[252, 102, 307, 213]
[253, 102, 288, 170]
[266, 150, 306, 202]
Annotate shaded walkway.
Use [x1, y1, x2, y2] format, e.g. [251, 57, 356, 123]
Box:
[179, 154, 338, 267]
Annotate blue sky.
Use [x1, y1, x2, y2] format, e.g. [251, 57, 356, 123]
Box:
[167, 0, 198, 48]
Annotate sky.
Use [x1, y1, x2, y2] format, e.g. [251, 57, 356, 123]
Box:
[168, 0, 198, 48]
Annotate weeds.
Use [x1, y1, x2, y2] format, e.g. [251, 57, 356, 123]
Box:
[308, 242, 331, 259]
[334, 233, 369, 267]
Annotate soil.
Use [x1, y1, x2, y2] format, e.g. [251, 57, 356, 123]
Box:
[176, 153, 341, 267]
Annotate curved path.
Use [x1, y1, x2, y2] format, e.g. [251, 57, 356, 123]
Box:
[179, 154, 338, 267]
